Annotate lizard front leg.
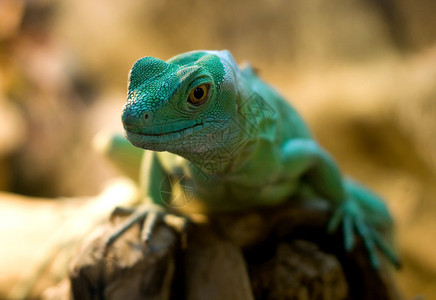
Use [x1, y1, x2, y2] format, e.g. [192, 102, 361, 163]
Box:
[105, 151, 189, 253]
[280, 139, 400, 268]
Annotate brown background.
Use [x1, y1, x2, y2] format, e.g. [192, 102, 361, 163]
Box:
[0, 0, 435, 298]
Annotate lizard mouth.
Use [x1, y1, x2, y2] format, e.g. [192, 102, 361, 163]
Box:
[139, 122, 204, 137]
[125, 120, 206, 145]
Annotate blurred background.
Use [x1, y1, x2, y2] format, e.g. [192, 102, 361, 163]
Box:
[0, 0, 435, 298]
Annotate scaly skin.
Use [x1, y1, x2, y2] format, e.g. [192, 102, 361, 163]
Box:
[115, 50, 399, 268]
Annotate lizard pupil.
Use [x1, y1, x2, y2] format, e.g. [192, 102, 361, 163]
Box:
[193, 87, 204, 100]
[188, 84, 209, 105]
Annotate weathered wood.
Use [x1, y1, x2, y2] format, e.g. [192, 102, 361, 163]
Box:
[250, 241, 348, 300]
[182, 225, 254, 300]
[67, 198, 402, 300]
[69, 219, 177, 300]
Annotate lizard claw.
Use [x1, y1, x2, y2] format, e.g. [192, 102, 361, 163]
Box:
[328, 198, 401, 269]
[105, 204, 190, 255]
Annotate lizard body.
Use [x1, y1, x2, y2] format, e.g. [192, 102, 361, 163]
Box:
[114, 50, 398, 268]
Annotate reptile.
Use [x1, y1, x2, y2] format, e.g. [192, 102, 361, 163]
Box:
[107, 50, 399, 269]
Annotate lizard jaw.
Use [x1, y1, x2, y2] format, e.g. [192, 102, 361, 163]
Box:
[125, 121, 206, 148]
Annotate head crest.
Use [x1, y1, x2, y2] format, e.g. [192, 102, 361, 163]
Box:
[129, 57, 169, 90]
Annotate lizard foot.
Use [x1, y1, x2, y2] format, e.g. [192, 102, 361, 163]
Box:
[104, 203, 190, 255]
[327, 198, 401, 269]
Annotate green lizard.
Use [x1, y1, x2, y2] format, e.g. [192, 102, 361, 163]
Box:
[108, 50, 399, 269]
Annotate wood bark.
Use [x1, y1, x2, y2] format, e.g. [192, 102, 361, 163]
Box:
[67, 198, 402, 300]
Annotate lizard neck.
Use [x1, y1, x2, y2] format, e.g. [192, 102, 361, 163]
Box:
[171, 117, 255, 175]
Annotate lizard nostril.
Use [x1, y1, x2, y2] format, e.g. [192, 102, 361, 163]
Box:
[144, 113, 149, 120]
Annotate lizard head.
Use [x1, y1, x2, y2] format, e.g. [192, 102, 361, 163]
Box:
[122, 50, 243, 169]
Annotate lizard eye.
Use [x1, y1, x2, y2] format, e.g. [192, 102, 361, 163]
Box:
[188, 84, 209, 105]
